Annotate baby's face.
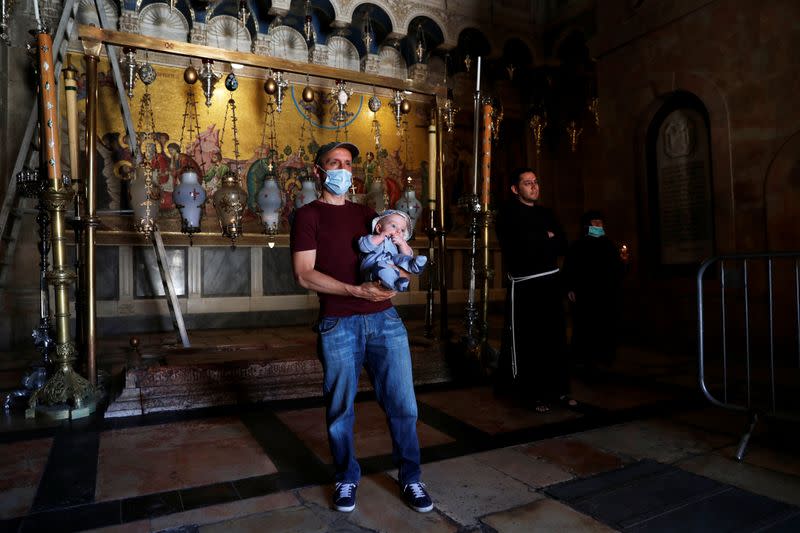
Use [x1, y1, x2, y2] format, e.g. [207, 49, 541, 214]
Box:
[377, 214, 407, 239]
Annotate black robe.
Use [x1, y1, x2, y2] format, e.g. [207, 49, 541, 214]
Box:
[563, 234, 624, 366]
[495, 200, 569, 401]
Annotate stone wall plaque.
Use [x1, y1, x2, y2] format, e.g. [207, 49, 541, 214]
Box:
[655, 108, 714, 264]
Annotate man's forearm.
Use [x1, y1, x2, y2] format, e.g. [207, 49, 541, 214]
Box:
[296, 268, 355, 296]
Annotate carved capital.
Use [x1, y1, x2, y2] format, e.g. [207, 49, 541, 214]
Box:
[361, 53, 381, 75]
[119, 9, 138, 34]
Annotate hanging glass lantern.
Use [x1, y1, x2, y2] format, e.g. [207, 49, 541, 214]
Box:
[395, 176, 422, 237]
[529, 113, 547, 156]
[256, 160, 284, 247]
[294, 169, 318, 208]
[213, 171, 247, 245]
[198, 59, 219, 107]
[172, 169, 206, 244]
[121, 47, 138, 99]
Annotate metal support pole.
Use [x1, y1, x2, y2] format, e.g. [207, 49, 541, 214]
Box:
[83, 42, 100, 386]
[435, 104, 449, 342]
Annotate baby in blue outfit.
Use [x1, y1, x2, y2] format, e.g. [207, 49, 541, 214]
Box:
[359, 210, 427, 292]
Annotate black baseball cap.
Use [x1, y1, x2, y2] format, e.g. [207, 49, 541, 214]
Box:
[314, 142, 360, 166]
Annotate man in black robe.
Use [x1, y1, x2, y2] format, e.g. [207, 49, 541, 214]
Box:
[495, 168, 570, 412]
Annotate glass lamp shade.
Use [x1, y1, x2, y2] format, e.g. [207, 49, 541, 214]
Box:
[256, 167, 284, 234]
[395, 179, 422, 237]
[172, 169, 206, 239]
[295, 175, 319, 208]
[130, 164, 160, 237]
[213, 171, 248, 243]
[366, 177, 386, 213]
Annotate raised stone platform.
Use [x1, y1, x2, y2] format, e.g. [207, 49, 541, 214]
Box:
[104, 332, 454, 418]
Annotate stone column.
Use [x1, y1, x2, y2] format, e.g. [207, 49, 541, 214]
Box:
[190, 22, 207, 46]
[119, 9, 138, 34]
[253, 34, 270, 56]
[309, 43, 328, 65]
[361, 53, 380, 74]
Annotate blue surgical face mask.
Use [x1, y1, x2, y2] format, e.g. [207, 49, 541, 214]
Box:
[320, 168, 352, 196]
[588, 225, 605, 237]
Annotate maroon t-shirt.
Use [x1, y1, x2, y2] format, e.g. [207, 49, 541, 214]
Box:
[291, 200, 392, 317]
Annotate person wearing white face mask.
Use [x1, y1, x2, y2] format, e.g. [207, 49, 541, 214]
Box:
[290, 142, 434, 515]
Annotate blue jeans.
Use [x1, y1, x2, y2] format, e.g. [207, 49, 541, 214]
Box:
[317, 307, 421, 486]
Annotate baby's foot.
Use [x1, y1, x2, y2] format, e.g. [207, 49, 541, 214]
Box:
[407, 255, 428, 274]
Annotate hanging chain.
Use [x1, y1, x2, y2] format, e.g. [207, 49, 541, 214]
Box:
[136, 86, 156, 141]
[260, 97, 277, 153]
[179, 86, 201, 153]
[220, 93, 241, 172]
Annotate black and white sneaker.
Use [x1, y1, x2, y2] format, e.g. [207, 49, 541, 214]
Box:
[333, 481, 357, 512]
[402, 481, 434, 512]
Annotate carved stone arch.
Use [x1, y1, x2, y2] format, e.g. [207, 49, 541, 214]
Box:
[327, 35, 360, 71]
[398, 9, 449, 45]
[501, 34, 538, 66]
[378, 45, 406, 79]
[138, 3, 190, 42]
[77, 0, 119, 28]
[764, 131, 800, 250]
[630, 72, 736, 254]
[206, 14, 253, 51]
[342, 1, 399, 34]
[268, 25, 308, 63]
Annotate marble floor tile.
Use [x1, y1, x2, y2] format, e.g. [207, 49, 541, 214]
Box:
[298, 474, 457, 533]
[418, 386, 581, 435]
[409, 454, 543, 527]
[481, 498, 617, 533]
[276, 402, 454, 464]
[572, 418, 735, 463]
[470, 446, 574, 488]
[96, 418, 276, 501]
[150, 492, 300, 531]
[726, 444, 800, 477]
[678, 453, 800, 507]
[570, 379, 674, 410]
[522, 437, 624, 477]
[199, 505, 328, 533]
[83, 520, 151, 533]
[0, 438, 52, 519]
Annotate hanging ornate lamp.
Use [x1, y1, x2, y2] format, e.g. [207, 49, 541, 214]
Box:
[589, 96, 600, 127]
[214, 95, 247, 245]
[274, 71, 289, 112]
[362, 8, 374, 52]
[137, 51, 156, 86]
[130, 87, 161, 238]
[566, 120, 582, 152]
[390, 90, 404, 129]
[184, 61, 199, 84]
[464, 54, 472, 72]
[1, 0, 16, 46]
[303, 0, 313, 42]
[301, 74, 315, 103]
[198, 58, 219, 107]
[121, 47, 138, 99]
[441, 97, 459, 133]
[415, 22, 427, 63]
[529, 113, 547, 156]
[238, 0, 250, 27]
[330, 79, 353, 124]
[506, 63, 515, 80]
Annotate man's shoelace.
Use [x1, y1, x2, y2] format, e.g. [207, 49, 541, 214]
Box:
[336, 482, 356, 497]
[406, 482, 427, 498]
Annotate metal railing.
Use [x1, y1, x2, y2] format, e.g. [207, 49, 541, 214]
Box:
[697, 252, 800, 459]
